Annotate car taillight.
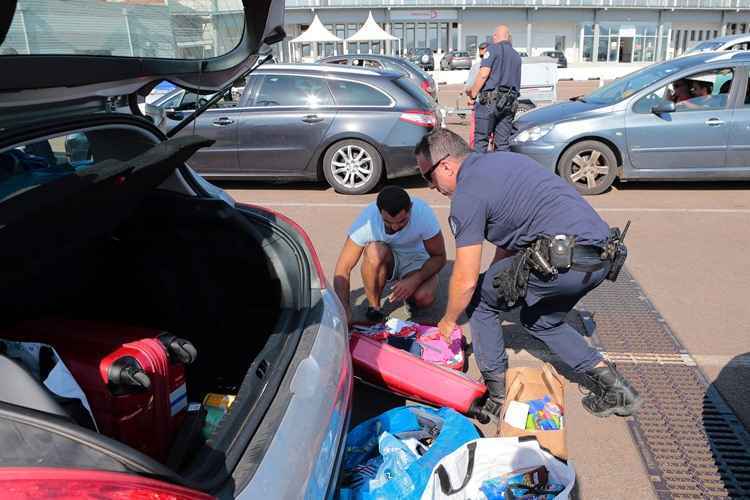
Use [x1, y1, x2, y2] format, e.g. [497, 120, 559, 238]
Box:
[420, 80, 432, 94]
[0, 468, 213, 500]
[400, 110, 437, 128]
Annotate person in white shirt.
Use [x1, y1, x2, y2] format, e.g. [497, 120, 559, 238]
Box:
[334, 186, 446, 323]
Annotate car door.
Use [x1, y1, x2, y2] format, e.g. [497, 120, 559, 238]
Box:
[235, 73, 336, 173]
[181, 92, 241, 174]
[728, 66, 750, 169]
[625, 67, 734, 171]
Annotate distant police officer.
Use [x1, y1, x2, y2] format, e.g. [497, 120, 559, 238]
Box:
[415, 128, 642, 420]
[467, 25, 522, 153]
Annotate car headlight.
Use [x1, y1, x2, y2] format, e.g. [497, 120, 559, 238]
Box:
[514, 124, 554, 143]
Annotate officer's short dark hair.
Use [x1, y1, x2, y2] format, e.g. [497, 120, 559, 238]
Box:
[377, 186, 412, 217]
[479, 42, 489, 50]
[414, 129, 472, 166]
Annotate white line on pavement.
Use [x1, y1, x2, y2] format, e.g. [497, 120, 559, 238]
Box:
[247, 202, 750, 214]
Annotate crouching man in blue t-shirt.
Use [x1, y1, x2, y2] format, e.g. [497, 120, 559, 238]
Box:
[334, 186, 447, 324]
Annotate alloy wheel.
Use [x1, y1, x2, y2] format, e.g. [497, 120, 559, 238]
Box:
[568, 149, 610, 191]
[330, 145, 373, 190]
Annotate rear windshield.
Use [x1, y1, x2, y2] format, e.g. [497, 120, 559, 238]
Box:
[0, 0, 245, 59]
[455, 52, 469, 57]
[396, 77, 435, 108]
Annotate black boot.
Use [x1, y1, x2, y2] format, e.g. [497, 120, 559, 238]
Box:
[582, 361, 642, 417]
[480, 371, 506, 420]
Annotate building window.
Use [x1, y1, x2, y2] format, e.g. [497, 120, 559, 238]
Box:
[582, 24, 594, 62]
[465, 35, 478, 57]
[406, 23, 416, 51]
[690, 30, 695, 41]
[597, 25, 610, 62]
[336, 24, 345, 55]
[440, 23, 449, 51]
[417, 23, 427, 48]
[451, 23, 458, 51]
[555, 35, 566, 52]
[392, 23, 404, 55]
[428, 23, 438, 50]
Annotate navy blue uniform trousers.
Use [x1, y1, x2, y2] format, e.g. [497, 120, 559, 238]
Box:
[466, 255, 608, 375]
[474, 101, 514, 153]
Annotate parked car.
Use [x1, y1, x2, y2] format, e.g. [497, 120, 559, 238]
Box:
[510, 51, 750, 195]
[407, 47, 435, 71]
[147, 64, 437, 195]
[317, 53, 438, 101]
[440, 51, 472, 71]
[541, 50, 567, 68]
[684, 33, 750, 55]
[0, 1, 353, 498]
[518, 50, 529, 58]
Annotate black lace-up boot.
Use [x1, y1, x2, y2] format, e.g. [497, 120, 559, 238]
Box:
[480, 371, 506, 421]
[582, 361, 642, 417]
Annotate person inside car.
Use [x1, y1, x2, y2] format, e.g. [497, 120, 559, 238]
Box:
[667, 79, 691, 103]
[678, 79, 716, 110]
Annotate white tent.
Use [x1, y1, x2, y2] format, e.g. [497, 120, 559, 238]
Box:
[290, 15, 342, 61]
[345, 12, 399, 55]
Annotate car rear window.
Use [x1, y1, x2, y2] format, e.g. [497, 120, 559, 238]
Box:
[328, 80, 392, 107]
[395, 77, 435, 108]
[0, 0, 244, 59]
[255, 75, 334, 107]
[456, 52, 469, 57]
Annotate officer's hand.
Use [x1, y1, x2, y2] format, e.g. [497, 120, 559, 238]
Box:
[467, 96, 475, 106]
[437, 318, 457, 343]
[389, 274, 421, 304]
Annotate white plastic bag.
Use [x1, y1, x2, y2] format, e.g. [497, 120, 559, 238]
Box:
[420, 437, 575, 500]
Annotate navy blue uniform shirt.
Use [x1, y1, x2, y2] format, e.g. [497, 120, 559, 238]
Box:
[449, 152, 610, 251]
[479, 40, 522, 92]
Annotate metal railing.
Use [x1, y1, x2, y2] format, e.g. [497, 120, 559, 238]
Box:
[286, 0, 749, 9]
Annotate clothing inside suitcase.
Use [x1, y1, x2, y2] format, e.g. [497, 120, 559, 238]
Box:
[0, 134, 306, 495]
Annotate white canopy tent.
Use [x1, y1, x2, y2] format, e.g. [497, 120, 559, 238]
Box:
[289, 15, 342, 61]
[345, 12, 399, 56]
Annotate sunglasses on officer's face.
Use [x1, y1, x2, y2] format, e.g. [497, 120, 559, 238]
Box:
[421, 153, 450, 183]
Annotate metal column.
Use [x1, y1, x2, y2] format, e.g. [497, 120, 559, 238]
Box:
[526, 8, 532, 57]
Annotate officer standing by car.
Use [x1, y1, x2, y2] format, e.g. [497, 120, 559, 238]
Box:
[467, 25, 522, 153]
[414, 128, 642, 420]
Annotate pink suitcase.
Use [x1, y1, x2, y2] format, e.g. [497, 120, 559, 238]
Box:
[350, 332, 487, 419]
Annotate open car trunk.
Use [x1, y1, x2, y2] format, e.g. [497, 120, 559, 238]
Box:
[0, 130, 314, 495]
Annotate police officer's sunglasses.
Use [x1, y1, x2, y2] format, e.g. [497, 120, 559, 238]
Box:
[421, 153, 450, 183]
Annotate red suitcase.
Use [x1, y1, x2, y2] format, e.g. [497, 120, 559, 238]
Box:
[2, 319, 196, 462]
[350, 332, 487, 418]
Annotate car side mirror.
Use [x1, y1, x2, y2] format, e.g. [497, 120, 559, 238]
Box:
[165, 108, 185, 120]
[651, 101, 676, 114]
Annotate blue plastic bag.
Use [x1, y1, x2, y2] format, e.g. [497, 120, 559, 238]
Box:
[339, 406, 480, 500]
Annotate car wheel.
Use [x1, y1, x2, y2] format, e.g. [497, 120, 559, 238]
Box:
[323, 139, 383, 195]
[558, 140, 618, 196]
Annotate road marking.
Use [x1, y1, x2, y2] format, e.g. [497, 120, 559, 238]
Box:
[243, 201, 750, 214]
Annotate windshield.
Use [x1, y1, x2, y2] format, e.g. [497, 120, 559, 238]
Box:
[686, 41, 725, 54]
[401, 59, 430, 79]
[583, 58, 699, 106]
[0, 0, 245, 59]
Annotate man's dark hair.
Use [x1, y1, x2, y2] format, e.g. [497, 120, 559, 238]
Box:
[377, 186, 411, 217]
[479, 42, 489, 50]
[414, 128, 472, 166]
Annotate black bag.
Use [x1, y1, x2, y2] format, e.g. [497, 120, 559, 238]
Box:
[492, 252, 530, 309]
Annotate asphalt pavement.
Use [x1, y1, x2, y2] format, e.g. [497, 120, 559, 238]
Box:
[217, 81, 750, 499]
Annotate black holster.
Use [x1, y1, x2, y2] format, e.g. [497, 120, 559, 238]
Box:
[493, 86, 519, 114]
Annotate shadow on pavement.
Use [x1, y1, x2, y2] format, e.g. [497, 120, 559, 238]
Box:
[702, 352, 750, 497]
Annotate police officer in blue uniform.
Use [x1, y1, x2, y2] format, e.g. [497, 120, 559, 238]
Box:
[468, 25, 522, 153]
[415, 129, 642, 420]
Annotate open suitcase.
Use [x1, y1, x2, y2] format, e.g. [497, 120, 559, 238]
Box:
[350, 332, 489, 422]
[1, 319, 196, 462]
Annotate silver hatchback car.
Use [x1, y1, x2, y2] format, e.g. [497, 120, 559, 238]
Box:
[511, 51, 750, 195]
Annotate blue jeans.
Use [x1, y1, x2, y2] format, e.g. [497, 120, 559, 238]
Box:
[466, 256, 608, 375]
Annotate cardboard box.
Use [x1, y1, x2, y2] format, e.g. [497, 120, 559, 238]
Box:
[498, 363, 567, 460]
